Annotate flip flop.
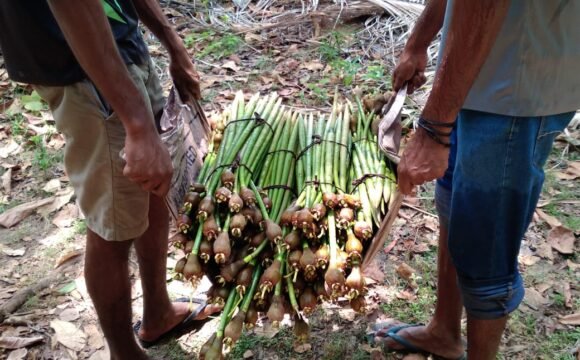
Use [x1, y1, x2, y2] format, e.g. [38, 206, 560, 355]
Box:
[367, 322, 468, 360]
[133, 297, 209, 348]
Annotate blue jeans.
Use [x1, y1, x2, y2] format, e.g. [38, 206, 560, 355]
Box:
[435, 109, 574, 319]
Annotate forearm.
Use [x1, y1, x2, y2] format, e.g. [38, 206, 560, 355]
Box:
[422, 0, 510, 123]
[47, 0, 154, 136]
[132, 0, 188, 61]
[405, 0, 447, 52]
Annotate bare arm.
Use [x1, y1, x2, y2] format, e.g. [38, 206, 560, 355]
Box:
[132, 0, 201, 101]
[47, 0, 172, 196]
[47, 0, 154, 136]
[397, 0, 511, 195]
[406, 0, 447, 52]
[392, 0, 447, 92]
[421, 0, 511, 123]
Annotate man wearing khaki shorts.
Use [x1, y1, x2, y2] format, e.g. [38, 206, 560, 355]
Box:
[0, 0, 220, 358]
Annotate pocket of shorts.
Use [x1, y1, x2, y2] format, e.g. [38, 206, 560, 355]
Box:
[77, 80, 114, 118]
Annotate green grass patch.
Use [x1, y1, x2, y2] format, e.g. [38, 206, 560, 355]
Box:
[537, 328, 580, 360]
[28, 134, 62, 173]
[322, 331, 369, 360]
[229, 328, 294, 359]
[9, 113, 26, 137]
[197, 34, 244, 60]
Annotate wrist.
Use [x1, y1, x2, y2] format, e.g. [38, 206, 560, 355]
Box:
[121, 110, 158, 138]
[404, 37, 429, 55]
[416, 117, 453, 147]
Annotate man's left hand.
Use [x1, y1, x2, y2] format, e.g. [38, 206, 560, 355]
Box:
[170, 54, 201, 102]
[397, 129, 450, 195]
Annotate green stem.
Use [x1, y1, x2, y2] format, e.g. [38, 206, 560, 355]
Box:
[328, 210, 338, 265]
[250, 181, 270, 221]
[216, 288, 238, 338]
[191, 220, 204, 256]
[285, 265, 299, 313]
[241, 264, 263, 312]
[274, 252, 286, 296]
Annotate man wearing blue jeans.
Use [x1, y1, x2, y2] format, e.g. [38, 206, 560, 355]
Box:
[374, 1, 579, 359]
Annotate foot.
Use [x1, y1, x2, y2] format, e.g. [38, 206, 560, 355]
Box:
[374, 322, 464, 359]
[138, 301, 222, 342]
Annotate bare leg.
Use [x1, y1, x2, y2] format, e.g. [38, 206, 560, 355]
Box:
[377, 224, 464, 359]
[466, 316, 507, 360]
[85, 230, 149, 360]
[134, 194, 190, 341]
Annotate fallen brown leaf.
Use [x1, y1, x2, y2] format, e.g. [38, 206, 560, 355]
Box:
[42, 179, 61, 193]
[293, 343, 311, 353]
[52, 203, 79, 228]
[362, 259, 385, 283]
[0, 140, 21, 158]
[536, 242, 554, 260]
[567, 260, 580, 271]
[0, 336, 43, 350]
[59, 308, 80, 322]
[300, 60, 325, 71]
[1, 246, 25, 257]
[88, 348, 109, 360]
[548, 226, 575, 254]
[244, 33, 263, 43]
[518, 254, 540, 266]
[396, 263, 415, 282]
[554, 172, 578, 181]
[252, 321, 280, 339]
[38, 188, 74, 216]
[402, 354, 428, 360]
[7, 348, 28, 360]
[0, 197, 55, 228]
[412, 243, 430, 254]
[221, 60, 240, 73]
[371, 348, 386, 360]
[523, 288, 549, 310]
[536, 282, 553, 293]
[55, 249, 83, 269]
[559, 313, 580, 326]
[243, 349, 254, 359]
[0, 286, 18, 300]
[396, 289, 417, 301]
[563, 283, 573, 309]
[50, 320, 87, 351]
[279, 87, 298, 97]
[84, 324, 104, 350]
[535, 209, 562, 228]
[1, 167, 12, 193]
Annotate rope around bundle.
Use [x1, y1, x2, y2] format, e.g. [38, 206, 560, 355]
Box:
[265, 148, 297, 160]
[302, 176, 346, 194]
[223, 112, 275, 134]
[206, 158, 255, 181]
[296, 135, 350, 161]
[350, 173, 396, 192]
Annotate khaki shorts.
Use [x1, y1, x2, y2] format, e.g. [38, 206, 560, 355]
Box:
[35, 60, 164, 241]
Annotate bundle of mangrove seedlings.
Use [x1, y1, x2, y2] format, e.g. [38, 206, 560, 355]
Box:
[171, 91, 397, 359]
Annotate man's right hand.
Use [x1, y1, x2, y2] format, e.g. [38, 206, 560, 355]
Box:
[122, 126, 173, 197]
[393, 47, 428, 94]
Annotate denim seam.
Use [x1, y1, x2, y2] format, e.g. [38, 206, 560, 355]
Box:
[500, 118, 518, 190]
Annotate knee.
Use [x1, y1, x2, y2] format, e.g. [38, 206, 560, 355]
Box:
[458, 273, 525, 320]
